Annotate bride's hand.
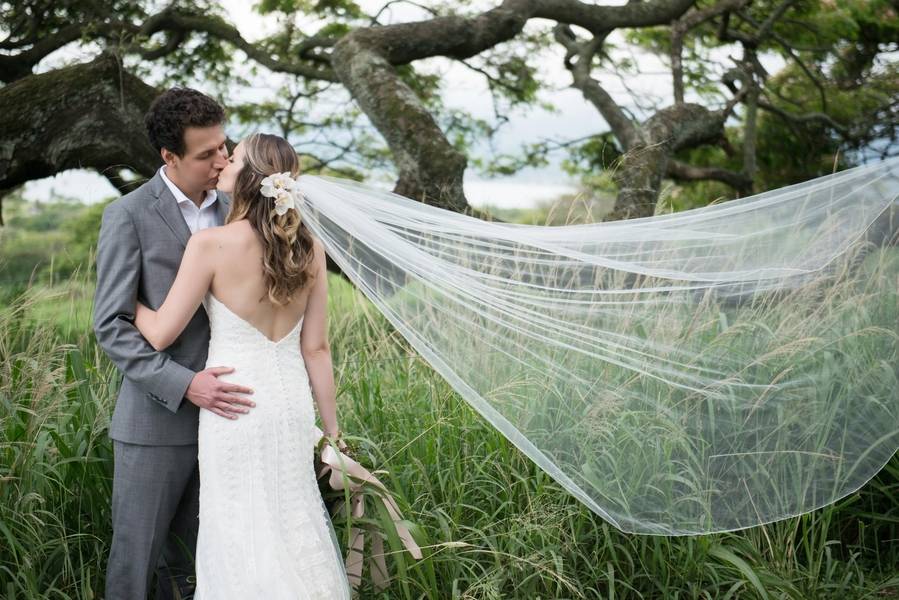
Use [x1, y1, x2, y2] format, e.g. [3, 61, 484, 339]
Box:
[321, 430, 353, 457]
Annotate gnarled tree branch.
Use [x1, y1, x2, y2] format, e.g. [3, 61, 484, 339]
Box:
[331, 0, 695, 210]
[0, 53, 160, 224]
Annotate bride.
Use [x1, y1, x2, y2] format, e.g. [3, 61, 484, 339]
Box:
[132, 132, 353, 599]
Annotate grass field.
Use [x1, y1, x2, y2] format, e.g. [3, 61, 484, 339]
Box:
[1, 265, 898, 599]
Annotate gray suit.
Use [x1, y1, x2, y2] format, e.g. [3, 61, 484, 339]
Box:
[92, 171, 230, 599]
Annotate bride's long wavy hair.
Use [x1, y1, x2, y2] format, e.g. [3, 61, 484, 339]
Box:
[225, 133, 316, 306]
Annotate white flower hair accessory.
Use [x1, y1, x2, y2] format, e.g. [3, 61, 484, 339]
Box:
[260, 171, 305, 218]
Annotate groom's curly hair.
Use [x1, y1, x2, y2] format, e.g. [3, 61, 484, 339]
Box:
[145, 87, 225, 157]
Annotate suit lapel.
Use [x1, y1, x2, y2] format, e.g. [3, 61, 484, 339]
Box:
[151, 172, 232, 247]
[151, 172, 192, 250]
[216, 191, 231, 225]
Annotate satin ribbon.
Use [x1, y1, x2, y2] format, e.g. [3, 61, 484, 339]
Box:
[313, 428, 423, 591]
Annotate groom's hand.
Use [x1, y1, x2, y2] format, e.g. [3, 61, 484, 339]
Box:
[186, 367, 255, 420]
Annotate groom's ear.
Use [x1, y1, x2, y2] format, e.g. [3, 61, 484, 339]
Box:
[160, 147, 177, 167]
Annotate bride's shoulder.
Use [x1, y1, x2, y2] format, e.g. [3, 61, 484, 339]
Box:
[186, 222, 244, 254]
[204, 220, 252, 243]
[309, 235, 326, 264]
[189, 225, 225, 246]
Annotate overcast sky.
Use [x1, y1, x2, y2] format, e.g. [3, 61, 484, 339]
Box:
[22, 1, 782, 209]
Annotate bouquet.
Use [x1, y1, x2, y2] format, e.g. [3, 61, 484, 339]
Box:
[312, 427, 423, 591]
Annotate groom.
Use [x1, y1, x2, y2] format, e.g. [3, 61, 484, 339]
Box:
[92, 88, 256, 599]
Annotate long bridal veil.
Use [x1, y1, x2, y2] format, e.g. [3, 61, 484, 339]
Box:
[295, 158, 899, 535]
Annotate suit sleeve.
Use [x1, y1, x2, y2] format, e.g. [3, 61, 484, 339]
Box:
[91, 202, 196, 414]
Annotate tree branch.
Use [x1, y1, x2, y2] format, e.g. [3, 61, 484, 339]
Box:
[138, 11, 338, 81]
[671, 0, 750, 104]
[0, 9, 338, 84]
[756, 97, 850, 136]
[552, 24, 640, 149]
[0, 53, 161, 224]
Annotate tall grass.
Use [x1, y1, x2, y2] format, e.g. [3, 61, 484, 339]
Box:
[1, 265, 897, 598]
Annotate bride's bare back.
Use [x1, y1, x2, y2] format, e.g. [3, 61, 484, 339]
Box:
[208, 219, 314, 343]
[134, 215, 330, 377]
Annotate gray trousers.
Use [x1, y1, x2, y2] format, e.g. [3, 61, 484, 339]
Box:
[105, 440, 200, 600]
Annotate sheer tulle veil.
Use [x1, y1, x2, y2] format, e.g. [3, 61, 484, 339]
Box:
[294, 157, 899, 535]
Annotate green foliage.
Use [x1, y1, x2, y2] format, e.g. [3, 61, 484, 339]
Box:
[0, 195, 111, 289]
[560, 133, 623, 176]
[475, 144, 550, 177]
[470, 30, 550, 109]
[6, 0, 897, 221]
[552, 0, 899, 209]
[256, 0, 365, 19]
[59, 201, 108, 265]
[1, 267, 898, 597]
[754, 58, 899, 188]
[314, 20, 355, 37]
[0, 0, 149, 42]
[154, 29, 236, 89]
[443, 110, 497, 157]
[484, 189, 616, 226]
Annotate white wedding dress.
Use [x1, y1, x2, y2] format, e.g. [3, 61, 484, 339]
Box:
[193, 291, 352, 599]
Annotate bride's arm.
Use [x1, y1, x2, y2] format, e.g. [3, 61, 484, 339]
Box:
[300, 238, 340, 437]
[134, 230, 216, 352]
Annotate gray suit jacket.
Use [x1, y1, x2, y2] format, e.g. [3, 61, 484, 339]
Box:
[92, 171, 230, 445]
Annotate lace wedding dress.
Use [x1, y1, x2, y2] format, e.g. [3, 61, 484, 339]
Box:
[193, 291, 352, 599]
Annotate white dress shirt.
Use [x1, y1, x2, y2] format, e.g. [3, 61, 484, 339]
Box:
[159, 166, 220, 234]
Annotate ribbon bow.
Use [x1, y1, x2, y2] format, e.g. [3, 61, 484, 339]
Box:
[313, 427, 423, 591]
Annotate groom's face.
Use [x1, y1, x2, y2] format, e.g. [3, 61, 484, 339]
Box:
[163, 125, 229, 194]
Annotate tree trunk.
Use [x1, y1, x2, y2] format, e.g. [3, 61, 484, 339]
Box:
[331, 35, 470, 212]
[606, 102, 732, 221]
[331, 0, 695, 213]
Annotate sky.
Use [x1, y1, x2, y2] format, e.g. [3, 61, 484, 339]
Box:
[21, 1, 782, 210]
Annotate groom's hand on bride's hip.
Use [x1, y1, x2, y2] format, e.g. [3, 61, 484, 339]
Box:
[186, 367, 256, 420]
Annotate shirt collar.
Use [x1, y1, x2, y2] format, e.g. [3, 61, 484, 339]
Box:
[159, 165, 218, 209]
